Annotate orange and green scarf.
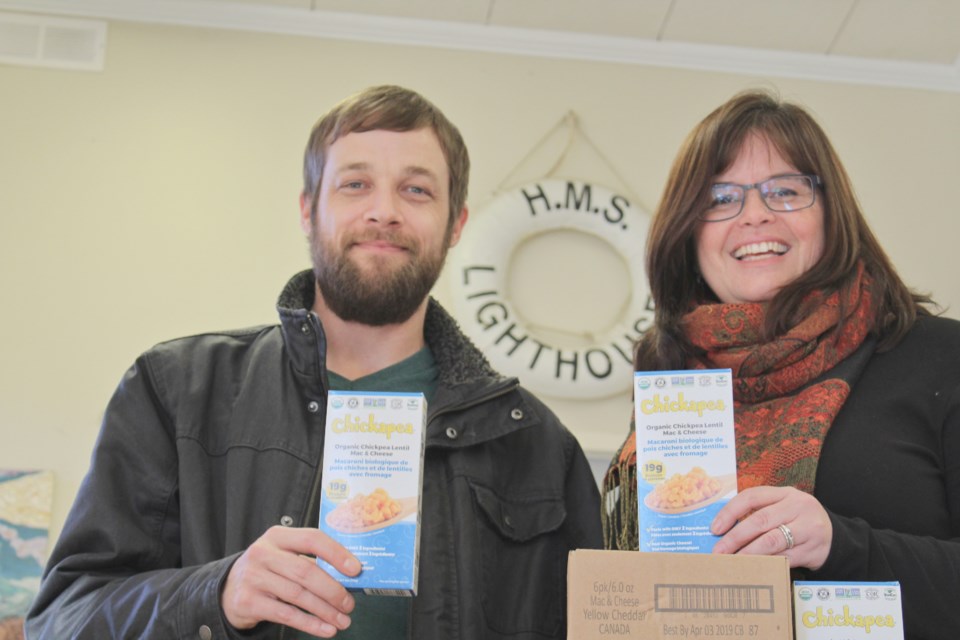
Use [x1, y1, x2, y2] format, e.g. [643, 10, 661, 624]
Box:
[603, 265, 875, 550]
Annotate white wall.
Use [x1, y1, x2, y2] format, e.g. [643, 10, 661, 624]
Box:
[2, 20, 958, 543]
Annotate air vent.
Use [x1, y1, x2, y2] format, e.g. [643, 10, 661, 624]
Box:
[0, 11, 106, 71]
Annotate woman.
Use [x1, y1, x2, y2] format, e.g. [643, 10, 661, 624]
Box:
[603, 90, 960, 640]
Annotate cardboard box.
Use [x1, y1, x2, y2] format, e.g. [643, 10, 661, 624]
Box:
[793, 581, 903, 640]
[316, 391, 426, 595]
[634, 369, 737, 553]
[568, 550, 793, 640]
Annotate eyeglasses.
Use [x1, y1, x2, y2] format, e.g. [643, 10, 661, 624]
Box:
[699, 174, 822, 222]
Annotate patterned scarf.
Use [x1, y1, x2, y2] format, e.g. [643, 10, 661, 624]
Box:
[603, 265, 875, 550]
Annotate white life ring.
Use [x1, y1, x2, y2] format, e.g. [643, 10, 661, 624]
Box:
[449, 179, 653, 400]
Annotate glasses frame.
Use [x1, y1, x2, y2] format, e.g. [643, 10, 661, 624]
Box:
[699, 173, 822, 222]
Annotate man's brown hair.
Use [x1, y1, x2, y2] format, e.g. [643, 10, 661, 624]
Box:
[302, 85, 469, 227]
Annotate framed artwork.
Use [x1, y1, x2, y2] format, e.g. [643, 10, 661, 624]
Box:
[0, 470, 53, 639]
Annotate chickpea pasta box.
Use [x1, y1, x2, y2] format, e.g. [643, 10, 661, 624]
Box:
[793, 581, 904, 640]
[634, 369, 737, 553]
[316, 391, 426, 596]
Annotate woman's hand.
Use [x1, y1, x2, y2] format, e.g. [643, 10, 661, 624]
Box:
[710, 486, 832, 570]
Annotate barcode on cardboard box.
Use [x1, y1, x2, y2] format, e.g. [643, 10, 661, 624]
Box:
[655, 584, 775, 613]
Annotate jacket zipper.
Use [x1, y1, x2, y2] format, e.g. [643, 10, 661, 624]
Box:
[299, 313, 329, 529]
[279, 312, 328, 640]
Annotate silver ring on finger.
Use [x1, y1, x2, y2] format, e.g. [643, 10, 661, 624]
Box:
[777, 523, 795, 550]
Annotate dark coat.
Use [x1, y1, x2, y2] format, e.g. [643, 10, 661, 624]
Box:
[604, 314, 960, 640]
[26, 270, 603, 639]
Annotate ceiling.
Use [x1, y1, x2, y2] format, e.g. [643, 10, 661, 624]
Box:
[302, 0, 960, 65]
[3, 0, 960, 91]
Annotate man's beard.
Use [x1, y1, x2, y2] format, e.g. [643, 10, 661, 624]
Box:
[309, 225, 450, 326]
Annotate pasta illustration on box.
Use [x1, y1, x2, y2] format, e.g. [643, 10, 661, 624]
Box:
[634, 370, 738, 553]
[317, 391, 426, 595]
[644, 465, 735, 513]
[326, 488, 418, 533]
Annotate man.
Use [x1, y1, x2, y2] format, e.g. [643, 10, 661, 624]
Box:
[26, 85, 602, 639]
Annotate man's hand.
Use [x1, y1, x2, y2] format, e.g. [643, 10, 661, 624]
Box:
[221, 526, 361, 638]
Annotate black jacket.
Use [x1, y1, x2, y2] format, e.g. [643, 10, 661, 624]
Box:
[604, 314, 960, 640]
[809, 314, 960, 640]
[26, 270, 603, 639]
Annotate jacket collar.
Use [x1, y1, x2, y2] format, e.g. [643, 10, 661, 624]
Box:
[276, 270, 505, 395]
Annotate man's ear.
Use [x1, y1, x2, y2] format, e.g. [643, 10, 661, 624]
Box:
[448, 206, 469, 248]
[299, 192, 312, 235]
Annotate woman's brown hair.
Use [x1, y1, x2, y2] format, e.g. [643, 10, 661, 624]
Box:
[636, 89, 931, 371]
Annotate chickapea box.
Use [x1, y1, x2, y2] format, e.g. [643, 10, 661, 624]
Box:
[634, 369, 737, 553]
[793, 581, 904, 639]
[316, 391, 426, 596]
[568, 550, 794, 640]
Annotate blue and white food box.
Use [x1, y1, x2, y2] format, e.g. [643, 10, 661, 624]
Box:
[793, 581, 904, 639]
[634, 369, 737, 553]
[316, 391, 426, 596]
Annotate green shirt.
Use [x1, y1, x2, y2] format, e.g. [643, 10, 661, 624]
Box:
[293, 347, 438, 640]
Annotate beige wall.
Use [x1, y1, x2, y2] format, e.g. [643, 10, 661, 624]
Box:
[2, 20, 958, 543]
